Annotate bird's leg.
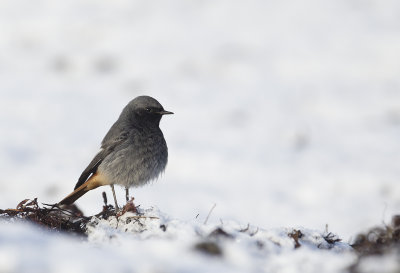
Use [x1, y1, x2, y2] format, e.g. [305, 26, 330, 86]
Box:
[125, 187, 129, 202]
[110, 184, 119, 211]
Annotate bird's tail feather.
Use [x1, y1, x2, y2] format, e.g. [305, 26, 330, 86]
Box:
[58, 174, 103, 205]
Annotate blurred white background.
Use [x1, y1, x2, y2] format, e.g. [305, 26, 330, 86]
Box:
[1, 0, 400, 240]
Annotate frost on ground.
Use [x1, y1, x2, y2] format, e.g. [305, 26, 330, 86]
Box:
[86, 206, 355, 272]
[0, 199, 355, 273]
[2, 199, 400, 273]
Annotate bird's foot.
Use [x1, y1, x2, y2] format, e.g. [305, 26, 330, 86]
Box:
[116, 197, 137, 217]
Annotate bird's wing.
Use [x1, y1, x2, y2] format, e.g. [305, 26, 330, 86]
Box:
[73, 130, 130, 190]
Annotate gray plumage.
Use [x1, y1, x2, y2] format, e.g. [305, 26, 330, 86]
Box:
[59, 96, 172, 207]
[75, 96, 171, 189]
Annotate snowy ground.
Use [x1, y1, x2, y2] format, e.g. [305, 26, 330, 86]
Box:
[1, 0, 400, 272]
[0, 207, 356, 273]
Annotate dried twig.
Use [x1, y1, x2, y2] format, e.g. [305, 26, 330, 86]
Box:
[0, 198, 88, 235]
[204, 203, 216, 225]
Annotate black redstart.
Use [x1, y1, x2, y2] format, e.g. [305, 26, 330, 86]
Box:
[59, 96, 173, 210]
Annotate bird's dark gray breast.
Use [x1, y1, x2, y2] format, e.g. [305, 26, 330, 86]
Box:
[98, 128, 168, 188]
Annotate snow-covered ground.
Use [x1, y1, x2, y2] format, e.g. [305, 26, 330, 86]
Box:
[1, 0, 400, 272]
[0, 207, 356, 273]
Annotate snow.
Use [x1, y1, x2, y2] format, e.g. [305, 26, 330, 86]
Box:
[0, 208, 356, 273]
[1, 0, 400, 272]
[356, 253, 400, 273]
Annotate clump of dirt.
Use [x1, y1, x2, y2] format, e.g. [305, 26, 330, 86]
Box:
[323, 232, 342, 244]
[208, 227, 235, 240]
[288, 229, 303, 248]
[0, 198, 88, 235]
[193, 227, 235, 257]
[349, 215, 400, 273]
[0, 193, 134, 236]
[351, 215, 400, 256]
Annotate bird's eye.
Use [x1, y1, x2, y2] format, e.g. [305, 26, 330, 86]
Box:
[145, 108, 152, 112]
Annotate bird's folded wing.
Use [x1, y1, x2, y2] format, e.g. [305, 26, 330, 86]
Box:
[73, 131, 130, 190]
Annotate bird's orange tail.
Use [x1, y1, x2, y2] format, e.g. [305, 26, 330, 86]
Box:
[58, 174, 105, 205]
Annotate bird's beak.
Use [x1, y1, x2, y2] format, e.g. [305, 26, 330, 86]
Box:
[158, 110, 174, 115]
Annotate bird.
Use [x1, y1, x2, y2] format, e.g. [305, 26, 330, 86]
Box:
[58, 96, 173, 210]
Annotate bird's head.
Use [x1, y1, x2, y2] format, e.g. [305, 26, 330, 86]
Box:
[123, 96, 173, 127]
